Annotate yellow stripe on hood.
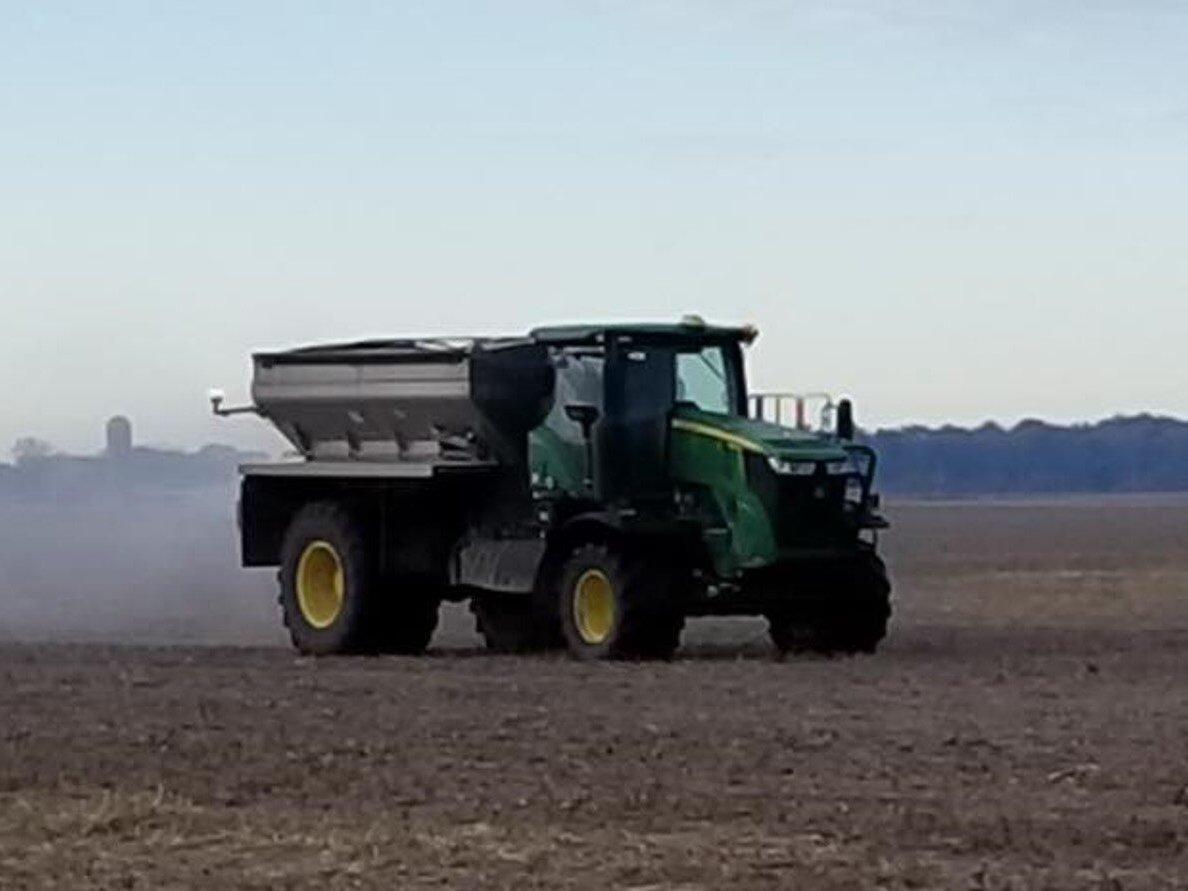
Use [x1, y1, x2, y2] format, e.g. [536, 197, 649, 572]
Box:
[671, 418, 765, 454]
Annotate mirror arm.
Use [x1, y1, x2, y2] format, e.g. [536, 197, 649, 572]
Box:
[564, 403, 600, 493]
[209, 390, 259, 418]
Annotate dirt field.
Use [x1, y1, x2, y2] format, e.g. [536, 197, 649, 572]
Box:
[2, 499, 1188, 889]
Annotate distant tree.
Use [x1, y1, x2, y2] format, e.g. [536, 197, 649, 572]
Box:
[11, 437, 55, 465]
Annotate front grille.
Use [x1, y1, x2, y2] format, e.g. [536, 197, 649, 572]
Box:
[746, 454, 855, 548]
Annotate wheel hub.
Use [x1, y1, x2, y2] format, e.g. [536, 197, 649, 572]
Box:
[295, 540, 344, 629]
[573, 569, 615, 645]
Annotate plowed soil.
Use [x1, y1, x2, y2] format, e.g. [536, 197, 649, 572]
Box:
[2, 500, 1188, 889]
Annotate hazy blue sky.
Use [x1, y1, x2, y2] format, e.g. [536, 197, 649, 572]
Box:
[2, 1, 1185, 453]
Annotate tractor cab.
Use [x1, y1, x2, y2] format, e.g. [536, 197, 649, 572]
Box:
[527, 318, 886, 579]
[527, 319, 752, 505]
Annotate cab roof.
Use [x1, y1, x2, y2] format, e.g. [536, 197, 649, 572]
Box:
[256, 320, 755, 364]
[530, 320, 756, 346]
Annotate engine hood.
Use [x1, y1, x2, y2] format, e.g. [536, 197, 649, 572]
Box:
[671, 406, 850, 461]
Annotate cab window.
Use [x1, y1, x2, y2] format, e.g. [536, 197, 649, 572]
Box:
[676, 345, 735, 414]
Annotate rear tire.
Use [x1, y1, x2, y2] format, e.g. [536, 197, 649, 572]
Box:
[557, 543, 684, 661]
[278, 503, 377, 656]
[278, 503, 439, 656]
[373, 575, 439, 655]
[767, 615, 827, 656]
[471, 595, 560, 653]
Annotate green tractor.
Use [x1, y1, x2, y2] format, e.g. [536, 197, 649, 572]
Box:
[218, 317, 890, 659]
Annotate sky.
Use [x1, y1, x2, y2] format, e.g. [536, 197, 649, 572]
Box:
[2, 0, 1186, 454]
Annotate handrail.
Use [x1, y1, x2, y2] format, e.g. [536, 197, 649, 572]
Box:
[749, 391, 836, 432]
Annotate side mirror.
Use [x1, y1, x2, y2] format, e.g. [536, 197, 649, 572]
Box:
[564, 403, 600, 436]
[836, 398, 855, 441]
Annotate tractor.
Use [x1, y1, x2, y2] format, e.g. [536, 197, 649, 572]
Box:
[214, 317, 891, 659]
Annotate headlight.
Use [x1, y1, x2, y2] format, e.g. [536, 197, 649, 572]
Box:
[845, 477, 864, 503]
[767, 456, 817, 476]
[825, 459, 855, 476]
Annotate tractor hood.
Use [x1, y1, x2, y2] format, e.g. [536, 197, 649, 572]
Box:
[671, 406, 850, 462]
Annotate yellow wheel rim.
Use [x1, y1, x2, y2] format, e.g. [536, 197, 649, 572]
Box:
[295, 540, 344, 629]
[573, 568, 615, 645]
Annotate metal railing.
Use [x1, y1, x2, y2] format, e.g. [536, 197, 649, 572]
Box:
[749, 392, 836, 433]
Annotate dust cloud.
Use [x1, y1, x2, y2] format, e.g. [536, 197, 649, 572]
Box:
[0, 485, 283, 645]
[5, 462, 1186, 648]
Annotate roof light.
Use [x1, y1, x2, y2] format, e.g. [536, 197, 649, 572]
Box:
[680, 313, 707, 327]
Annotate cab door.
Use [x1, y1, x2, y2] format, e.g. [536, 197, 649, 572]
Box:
[598, 338, 675, 505]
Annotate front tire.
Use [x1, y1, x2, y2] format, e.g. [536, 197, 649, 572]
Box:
[767, 550, 891, 656]
[557, 543, 684, 660]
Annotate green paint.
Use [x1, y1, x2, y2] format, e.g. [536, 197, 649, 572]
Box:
[529, 417, 588, 497]
[673, 407, 850, 462]
[669, 419, 773, 575]
[669, 406, 850, 577]
[525, 335, 860, 579]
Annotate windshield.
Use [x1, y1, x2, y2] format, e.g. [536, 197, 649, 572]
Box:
[675, 345, 737, 414]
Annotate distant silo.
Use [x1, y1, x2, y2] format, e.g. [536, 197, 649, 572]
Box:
[105, 415, 133, 456]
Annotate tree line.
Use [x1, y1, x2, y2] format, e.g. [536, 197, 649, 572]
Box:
[862, 415, 1188, 496]
[3, 414, 1185, 498]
